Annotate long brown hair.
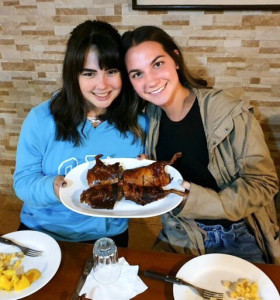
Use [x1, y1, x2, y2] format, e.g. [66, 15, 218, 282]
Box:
[50, 20, 144, 146]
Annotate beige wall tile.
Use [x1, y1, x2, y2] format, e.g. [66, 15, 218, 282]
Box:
[0, 0, 280, 197]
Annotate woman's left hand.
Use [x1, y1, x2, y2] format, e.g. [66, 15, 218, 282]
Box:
[137, 153, 148, 160]
[178, 179, 191, 191]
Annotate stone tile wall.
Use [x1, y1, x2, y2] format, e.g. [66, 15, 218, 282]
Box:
[1, 0, 280, 197]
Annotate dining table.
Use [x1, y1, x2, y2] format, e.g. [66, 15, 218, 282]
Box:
[22, 240, 280, 300]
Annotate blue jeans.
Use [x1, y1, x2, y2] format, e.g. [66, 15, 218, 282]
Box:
[196, 221, 266, 263]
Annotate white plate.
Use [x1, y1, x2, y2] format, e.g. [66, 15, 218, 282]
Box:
[0, 230, 61, 300]
[59, 158, 184, 218]
[173, 253, 280, 300]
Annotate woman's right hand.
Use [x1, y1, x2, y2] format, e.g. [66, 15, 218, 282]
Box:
[137, 153, 148, 160]
[54, 176, 67, 200]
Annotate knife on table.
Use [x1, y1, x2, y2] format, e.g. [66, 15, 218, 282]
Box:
[144, 270, 192, 286]
[143, 270, 223, 299]
[71, 256, 94, 300]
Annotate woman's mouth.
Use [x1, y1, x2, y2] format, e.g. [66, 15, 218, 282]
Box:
[149, 83, 167, 95]
[94, 91, 111, 100]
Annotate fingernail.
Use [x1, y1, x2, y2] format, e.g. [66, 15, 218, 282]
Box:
[62, 181, 67, 187]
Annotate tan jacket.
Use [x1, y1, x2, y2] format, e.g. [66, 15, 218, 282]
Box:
[145, 88, 280, 264]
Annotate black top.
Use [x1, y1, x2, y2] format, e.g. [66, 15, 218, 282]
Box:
[156, 99, 219, 192]
[156, 99, 238, 227]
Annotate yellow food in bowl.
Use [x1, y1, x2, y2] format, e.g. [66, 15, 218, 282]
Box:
[222, 278, 262, 300]
[0, 252, 41, 291]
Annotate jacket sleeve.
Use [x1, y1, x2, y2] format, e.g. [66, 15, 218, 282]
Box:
[177, 108, 279, 221]
[13, 108, 58, 207]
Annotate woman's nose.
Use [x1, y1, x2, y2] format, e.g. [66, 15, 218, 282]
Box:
[145, 72, 159, 87]
[95, 74, 107, 89]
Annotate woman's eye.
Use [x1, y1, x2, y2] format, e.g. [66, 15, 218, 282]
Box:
[154, 61, 163, 68]
[107, 69, 119, 76]
[81, 71, 95, 77]
[131, 72, 142, 79]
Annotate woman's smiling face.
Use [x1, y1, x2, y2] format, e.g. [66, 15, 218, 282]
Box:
[78, 47, 122, 114]
[125, 41, 182, 108]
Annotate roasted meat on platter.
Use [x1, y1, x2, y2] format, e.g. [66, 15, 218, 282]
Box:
[122, 182, 188, 206]
[80, 183, 123, 209]
[87, 154, 124, 187]
[80, 152, 187, 209]
[123, 152, 182, 187]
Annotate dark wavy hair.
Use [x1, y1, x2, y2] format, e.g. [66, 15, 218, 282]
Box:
[122, 26, 208, 93]
[50, 20, 144, 146]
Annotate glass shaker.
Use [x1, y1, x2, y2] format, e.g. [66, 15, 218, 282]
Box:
[92, 237, 121, 284]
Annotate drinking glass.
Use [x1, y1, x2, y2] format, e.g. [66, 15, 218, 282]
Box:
[92, 237, 121, 284]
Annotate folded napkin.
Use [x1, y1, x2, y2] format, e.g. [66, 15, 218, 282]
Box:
[79, 257, 148, 300]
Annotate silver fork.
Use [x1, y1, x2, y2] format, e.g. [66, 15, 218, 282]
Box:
[0, 236, 43, 257]
[175, 278, 224, 300]
[144, 270, 224, 300]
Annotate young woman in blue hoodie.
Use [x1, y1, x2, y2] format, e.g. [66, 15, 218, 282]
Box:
[13, 20, 148, 247]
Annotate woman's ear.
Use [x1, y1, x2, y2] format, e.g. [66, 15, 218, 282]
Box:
[174, 49, 180, 69]
[174, 49, 180, 56]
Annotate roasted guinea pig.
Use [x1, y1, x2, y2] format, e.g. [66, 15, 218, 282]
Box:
[123, 152, 182, 187]
[81, 152, 185, 209]
[87, 154, 124, 187]
[80, 183, 123, 209]
[123, 182, 188, 206]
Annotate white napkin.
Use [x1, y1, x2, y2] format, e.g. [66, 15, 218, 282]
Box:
[79, 257, 148, 300]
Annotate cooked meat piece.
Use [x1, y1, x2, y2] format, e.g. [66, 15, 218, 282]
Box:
[87, 154, 124, 187]
[123, 182, 188, 206]
[123, 152, 182, 187]
[80, 183, 123, 209]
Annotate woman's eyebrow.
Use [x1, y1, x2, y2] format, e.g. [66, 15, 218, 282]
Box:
[128, 68, 140, 75]
[151, 55, 164, 64]
[81, 68, 96, 72]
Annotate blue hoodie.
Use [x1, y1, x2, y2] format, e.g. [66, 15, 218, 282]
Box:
[13, 99, 149, 242]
